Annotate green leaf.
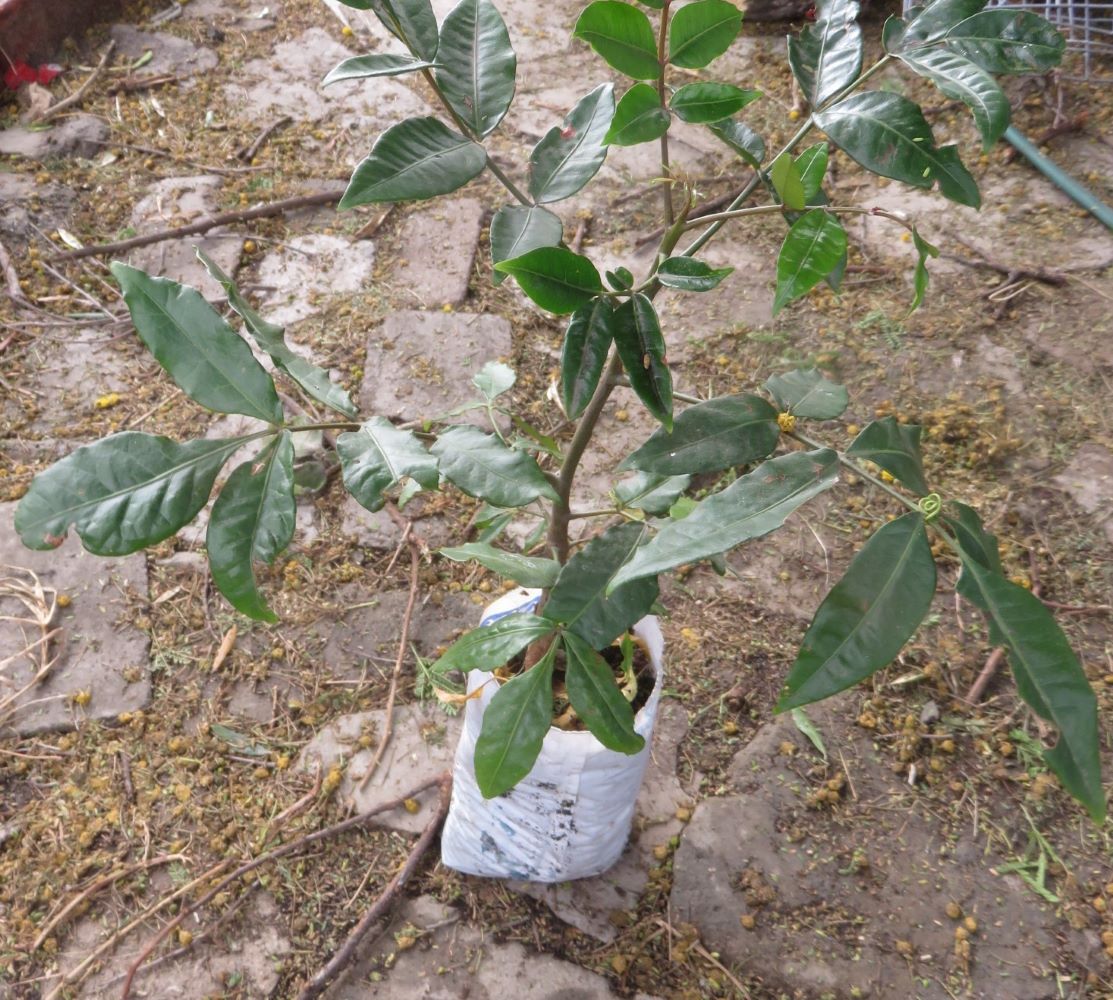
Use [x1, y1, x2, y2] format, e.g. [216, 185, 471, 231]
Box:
[573, 1, 660, 79]
[656, 256, 733, 291]
[614, 471, 691, 514]
[773, 208, 848, 315]
[337, 417, 439, 512]
[561, 297, 615, 418]
[612, 294, 673, 431]
[432, 426, 560, 506]
[529, 84, 615, 203]
[494, 246, 603, 315]
[954, 555, 1104, 820]
[439, 543, 560, 587]
[814, 92, 980, 208]
[777, 512, 937, 710]
[360, 0, 440, 61]
[941, 10, 1065, 74]
[473, 360, 516, 401]
[606, 266, 635, 290]
[609, 449, 840, 588]
[15, 432, 254, 554]
[624, 394, 779, 475]
[545, 522, 659, 648]
[791, 708, 827, 760]
[769, 151, 807, 211]
[111, 263, 282, 424]
[605, 83, 670, 146]
[894, 0, 987, 46]
[322, 53, 437, 86]
[436, 0, 516, 136]
[195, 249, 356, 418]
[708, 118, 765, 169]
[847, 416, 929, 495]
[563, 631, 645, 754]
[794, 142, 829, 202]
[489, 205, 564, 284]
[433, 612, 557, 673]
[339, 117, 487, 208]
[909, 225, 939, 312]
[474, 641, 557, 797]
[670, 82, 760, 124]
[764, 368, 848, 419]
[669, 0, 742, 68]
[942, 500, 1002, 576]
[207, 433, 296, 622]
[787, 0, 863, 108]
[898, 47, 1008, 149]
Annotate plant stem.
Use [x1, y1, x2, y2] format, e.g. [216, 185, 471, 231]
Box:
[679, 203, 918, 231]
[657, 0, 674, 227]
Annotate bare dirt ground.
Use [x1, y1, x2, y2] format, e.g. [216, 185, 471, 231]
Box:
[1, 0, 1112, 998]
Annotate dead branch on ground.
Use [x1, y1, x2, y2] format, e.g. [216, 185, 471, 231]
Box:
[34, 41, 117, 124]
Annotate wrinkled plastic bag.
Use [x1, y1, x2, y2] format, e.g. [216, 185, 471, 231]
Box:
[440, 588, 664, 882]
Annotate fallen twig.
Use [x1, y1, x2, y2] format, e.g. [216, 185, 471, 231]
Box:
[210, 624, 237, 672]
[34, 40, 117, 124]
[117, 750, 135, 805]
[964, 647, 1006, 705]
[238, 115, 292, 161]
[119, 774, 448, 999]
[356, 506, 424, 794]
[0, 237, 28, 305]
[53, 190, 344, 261]
[296, 774, 453, 1000]
[106, 73, 179, 96]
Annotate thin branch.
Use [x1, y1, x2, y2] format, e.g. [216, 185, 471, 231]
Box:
[34, 40, 116, 124]
[237, 115, 292, 162]
[0, 237, 28, 305]
[656, 0, 675, 227]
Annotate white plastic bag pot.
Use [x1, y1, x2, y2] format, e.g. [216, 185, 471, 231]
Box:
[440, 588, 664, 882]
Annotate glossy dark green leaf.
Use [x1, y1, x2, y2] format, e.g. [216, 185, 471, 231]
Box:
[769, 151, 806, 211]
[563, 631, 645, 753]
[545, 522, 659, 648]
[111, 263, 282, 424]
[624, 394, 779, 475]
[207, 433, 296, 622]
[489, 205, 564, 284]
[605, 83, 670, 146]
[773, 208, 848, 315]
[614, 471, 691, 514]
[436, 0, 516, 136]
[942, 9, 1065, 74]
[777, 512, 936, 710]
[432, 426, 560, 507]
[612, 294, 673, 431]
[195, 249, 356, 418]
[474, 641, 557, 797]
[529, 84, 615, 203]
[898, 48, 1008, 149]
[942, 500, 1002, 576]
[764, 368, 848, 419]
[847, 416, 929, 494]
[708, 118, 765, 169]
[359, 0, 439, 61]
[909, 225, 939, 312]
[814, 92, 980, 208]
[670, 82, 760, 124]
[573, 1, 659, 79]
[669, 0, 742, 68]
[657, 255, 733, 291]
[337, 417, 439, 512]
[561, 297, 615, 418]
[15, 432, 254, 555]
[494, 246, 603, 314]
[795, 142, 829, 203]
[431, 612, 557, 674]
[954, 554, 1104, 820]
[606, 266, 635, 290]
[322, 53, 436, 85]
[439, 543, 560, 587]
[609, 449, 840, 588]
[894, 0, 987, 46]
[339, 117, 486, 208]
[787, 0, 863, 108]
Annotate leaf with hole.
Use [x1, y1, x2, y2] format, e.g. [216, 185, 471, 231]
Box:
[573, 1, 660, 79]
[564, 631, 645, 753]
[436, 0, 516, 136]
[773, 208, 847, 315]
[605, 83, 670, 146]
[777, 512, 936, 710]
[432, 426, 559, 507]
[489, 205, 564, 284]
[847, 416, 929, 494]
[669, 0, 742, 68]
[207, 433, 296, 622]
[338, 417, 439, 512]
[495, 246, 603, 314]
[529, 84, 615, 203]
[764, 368, 848, 419]
[111, 263, 282, 424]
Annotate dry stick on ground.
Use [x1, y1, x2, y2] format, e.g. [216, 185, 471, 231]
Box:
[105, 73, 179, 95]
[0, 237, 28, 305]
[296, 774, 453, 1000]
[34, 40, 117, 124]
[119, 774, 448, 1000]
[53, 190, 344, 262]
[356, 505, 425, 795]
[238, 115, 292, 161]
[89, 137, 267, 177]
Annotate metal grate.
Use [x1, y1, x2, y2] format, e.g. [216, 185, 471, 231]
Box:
[902, 0, 1113, 80]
